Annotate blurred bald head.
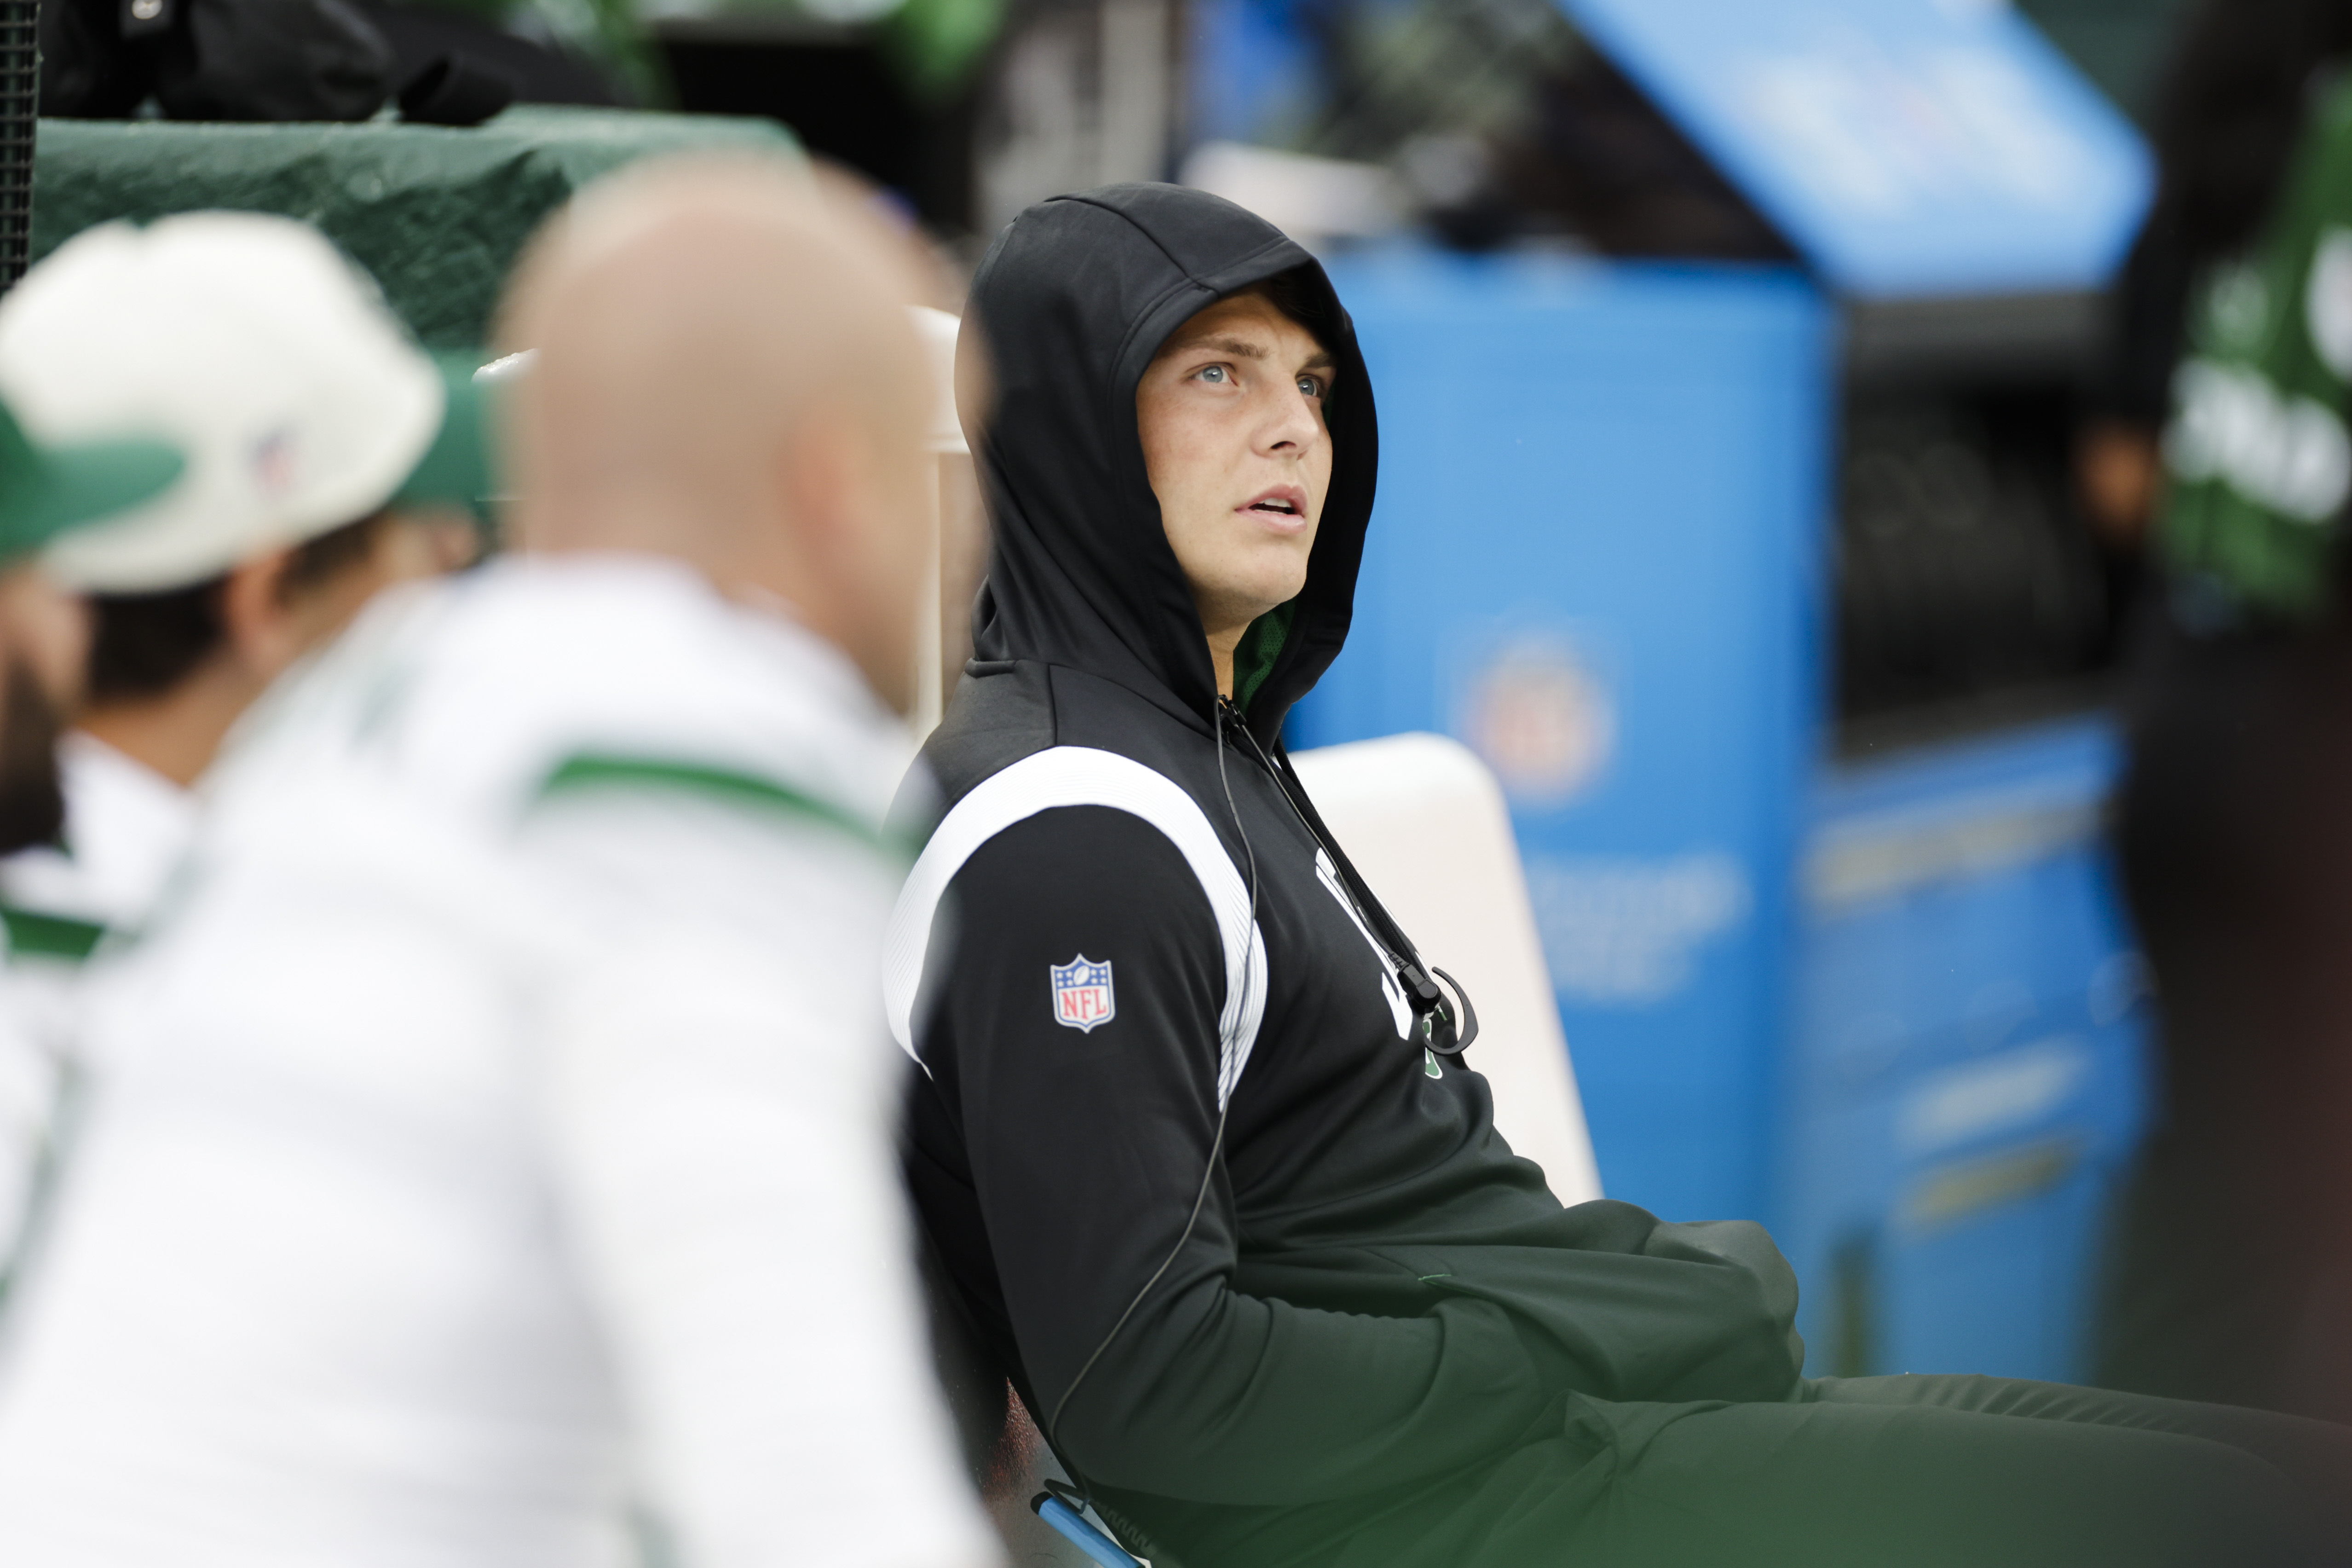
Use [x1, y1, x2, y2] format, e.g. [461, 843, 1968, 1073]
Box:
[499, 155, 934, 710]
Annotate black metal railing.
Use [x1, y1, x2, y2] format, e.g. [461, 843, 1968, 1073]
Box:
[0, 0, 37, 293]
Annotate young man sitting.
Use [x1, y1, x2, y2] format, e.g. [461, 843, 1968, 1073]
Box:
[893, 183, 2352, 1568]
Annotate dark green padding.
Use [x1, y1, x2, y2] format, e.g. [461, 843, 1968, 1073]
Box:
[32, 107, 801, 349]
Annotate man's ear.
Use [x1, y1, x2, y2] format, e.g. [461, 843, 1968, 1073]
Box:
[778, 412, 864, 561]
[761, 412, 922, 715]
[0, 564, 91, 717]
[217, 548, 307, 682]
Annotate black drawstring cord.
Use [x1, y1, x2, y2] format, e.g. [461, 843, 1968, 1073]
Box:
[1223, 707, 1479, 1057]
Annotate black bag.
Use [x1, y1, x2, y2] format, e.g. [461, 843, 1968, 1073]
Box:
[39, 0, 396, 121]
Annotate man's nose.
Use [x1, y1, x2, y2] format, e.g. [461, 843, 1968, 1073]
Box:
[1257, 384, 1322, 454]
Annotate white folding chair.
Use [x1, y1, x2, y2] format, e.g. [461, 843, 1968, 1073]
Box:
[940, 732, 1605, 1568]
[1290, 731, 1603, 1206]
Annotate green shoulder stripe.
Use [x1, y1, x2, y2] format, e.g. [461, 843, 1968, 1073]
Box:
[1, 907, 108, 963]
[534, 754, 907, 861]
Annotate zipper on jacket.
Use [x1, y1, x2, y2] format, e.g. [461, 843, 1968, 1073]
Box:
[1216, 698, 1477, 1055]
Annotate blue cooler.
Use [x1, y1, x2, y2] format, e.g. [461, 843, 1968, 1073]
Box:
[1283, 0, 2158, 1378]
[1293, 251, 1831, 1226]
[1785, 720, 2152, 1378]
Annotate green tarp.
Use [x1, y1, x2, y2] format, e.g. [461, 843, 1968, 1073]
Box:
[31, 106, 802, 348]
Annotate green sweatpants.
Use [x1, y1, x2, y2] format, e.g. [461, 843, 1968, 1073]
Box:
[1318, 1374, 2352, 1568]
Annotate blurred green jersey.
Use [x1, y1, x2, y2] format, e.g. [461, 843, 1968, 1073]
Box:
[2162, 75, 2352, 621]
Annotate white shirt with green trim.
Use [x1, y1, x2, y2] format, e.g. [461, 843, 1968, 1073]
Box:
[0, 735, 196, 1282]
[0, 554, 998, 1568]
[3, 733, 197, 935]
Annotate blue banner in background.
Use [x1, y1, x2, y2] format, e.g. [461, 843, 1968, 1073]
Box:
[1188, 0, 1328, 153]
[1296, 254, 2148, 1373]
[1294, 253, 1835, 1222]
[1249, 0, 2156, 1363]
[1558, 0, 2153, 297]
[1785, 718, 2151, 1380]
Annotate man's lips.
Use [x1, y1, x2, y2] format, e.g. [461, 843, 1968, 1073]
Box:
[1238, 486, 1310, 528]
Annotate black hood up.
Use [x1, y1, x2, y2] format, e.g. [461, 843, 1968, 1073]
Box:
[959, 183, 1377, 747]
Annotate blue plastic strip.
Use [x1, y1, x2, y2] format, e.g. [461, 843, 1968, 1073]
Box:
[1558, 0, 2153, 297]
[1036, 1497, 1141, 1568]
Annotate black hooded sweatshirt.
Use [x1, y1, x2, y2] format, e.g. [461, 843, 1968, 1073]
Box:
[892, 184, 1806, 1567]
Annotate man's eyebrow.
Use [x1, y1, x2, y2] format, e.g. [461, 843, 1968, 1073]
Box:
[1159, 333, 1269, 361]
[1158, 334, 1340, 375]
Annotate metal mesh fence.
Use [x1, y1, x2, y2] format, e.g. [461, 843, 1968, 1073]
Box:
[0, 0, 35, 293]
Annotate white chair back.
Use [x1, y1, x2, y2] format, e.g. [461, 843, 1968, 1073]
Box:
[1289, 732, 1603, 1206]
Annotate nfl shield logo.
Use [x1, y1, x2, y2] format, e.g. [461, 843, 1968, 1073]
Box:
[1050, 954, 1116, 1034]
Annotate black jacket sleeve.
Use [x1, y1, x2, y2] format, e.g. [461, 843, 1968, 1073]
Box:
[918, 806, 1566, 1505]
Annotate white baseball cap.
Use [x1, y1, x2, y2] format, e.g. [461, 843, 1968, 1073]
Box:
[0, 213, 447, 594]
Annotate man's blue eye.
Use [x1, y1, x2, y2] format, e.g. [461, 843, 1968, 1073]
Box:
[1299, 377, 1322, 398]
[1199, 365, 1227, 383]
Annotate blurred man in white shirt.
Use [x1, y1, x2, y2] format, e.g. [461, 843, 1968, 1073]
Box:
[0, 396, 182, 859]
[0, 157, 999, 1568]
[0, 213, 486, 1281]
[0, 390, 183, 1298]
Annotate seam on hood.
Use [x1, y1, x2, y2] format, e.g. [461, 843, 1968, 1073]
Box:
[1092, 218, 1309, 378]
